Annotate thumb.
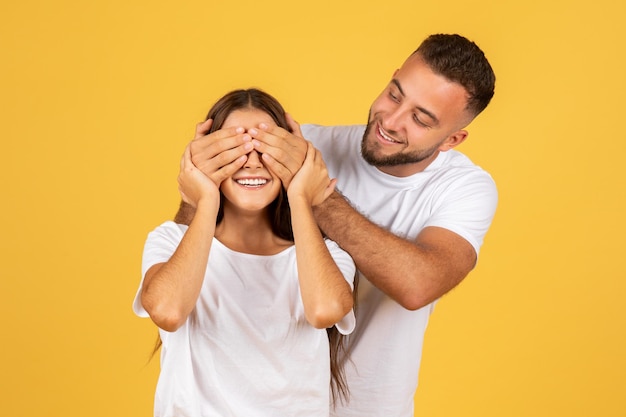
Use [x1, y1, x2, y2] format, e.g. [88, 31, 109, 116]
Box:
[195, 119, 213, 140]
[286, 113, 302, 137]
[322, 178, 337, 202]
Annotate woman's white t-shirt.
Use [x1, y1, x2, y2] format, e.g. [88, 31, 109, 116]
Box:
[133, 221, 356, 417]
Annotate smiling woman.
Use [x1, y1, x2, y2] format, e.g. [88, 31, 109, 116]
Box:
[132, 89, 357, 417]
[216, 108, 286, 222]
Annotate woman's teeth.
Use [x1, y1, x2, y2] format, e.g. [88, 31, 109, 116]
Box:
[236, 178, 267, 186]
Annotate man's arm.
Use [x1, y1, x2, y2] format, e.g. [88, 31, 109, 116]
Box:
[313, 192, 477, 310]
[174, 200, 196, 225]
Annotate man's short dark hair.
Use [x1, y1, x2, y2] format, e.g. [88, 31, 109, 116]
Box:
[415, 34, 496, 116]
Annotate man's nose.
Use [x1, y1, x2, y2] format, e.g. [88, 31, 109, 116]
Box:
[383, 108, 403, 132]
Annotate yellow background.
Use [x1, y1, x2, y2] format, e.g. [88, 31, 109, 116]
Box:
[2, 0, 625, 416]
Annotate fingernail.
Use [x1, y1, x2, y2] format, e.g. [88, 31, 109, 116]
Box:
[248, 128, 258, 135]
[242, 134, 251, 142]
[236, 127, 245, 134]
[259, 123, 268, 130]
[252, 139, 261, 147]
[244, 142, 253, 151]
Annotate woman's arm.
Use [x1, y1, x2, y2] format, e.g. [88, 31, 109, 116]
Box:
[141, 146, 220, 332]
[288, 143, 353, 329]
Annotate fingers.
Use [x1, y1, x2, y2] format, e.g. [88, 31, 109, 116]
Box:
[191, 126, 248, 158]
[249, 124, 293, 149]
[305, 143, 324, 172]
[305, 141, 316, 161]
[210, 153, 248, 185]
[178, 146, 197, 207]
[180, 145, 187, 172]
[286, 113, 302, 137]
[306, 145, 335, 206]
[249, 123, 307, 188]
[179, 145, 197, 184]
[178, 140, 222, 207]
[322, 178, 337, 202]
[287, 142, 335, 206]
[194, 119, 213, 140]
[190, 126, 253, 177]
[194, 142, 251, 176]
[259, 152, 292, 187]
[180, 144, 194, 173]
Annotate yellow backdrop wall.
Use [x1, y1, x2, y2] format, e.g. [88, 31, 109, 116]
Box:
[1, 0, 625, 416]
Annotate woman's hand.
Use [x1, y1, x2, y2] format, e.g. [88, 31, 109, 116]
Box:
[288, 142, 336, 207]
[178, 144, 220, 210]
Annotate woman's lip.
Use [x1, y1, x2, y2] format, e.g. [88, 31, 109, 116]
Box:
[233, 177, 270, 186]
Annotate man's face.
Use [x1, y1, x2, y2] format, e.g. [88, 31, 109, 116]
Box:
[362, 54, 473, 177]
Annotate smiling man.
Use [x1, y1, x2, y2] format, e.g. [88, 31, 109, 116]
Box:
[177, 33, 498, 417]
[360, 58, 474, 175]
[293, 34, 497, 416]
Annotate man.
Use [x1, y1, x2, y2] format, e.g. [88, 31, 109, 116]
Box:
[177, 33, 497, 416]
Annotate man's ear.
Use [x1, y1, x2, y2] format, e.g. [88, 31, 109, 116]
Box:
[439, 130, 468, 151]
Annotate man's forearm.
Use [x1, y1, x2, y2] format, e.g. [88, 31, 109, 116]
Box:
[313, 191, 474, 310]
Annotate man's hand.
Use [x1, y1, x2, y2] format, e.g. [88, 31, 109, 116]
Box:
[248, 114, 307, 189]
[189, 119, 253, 187]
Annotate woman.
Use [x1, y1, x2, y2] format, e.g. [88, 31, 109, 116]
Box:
[133, 89, 356, 416]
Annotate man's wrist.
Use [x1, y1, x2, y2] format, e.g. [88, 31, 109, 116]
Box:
[174, 201, 196, 225]
[312, 190, 342, 217]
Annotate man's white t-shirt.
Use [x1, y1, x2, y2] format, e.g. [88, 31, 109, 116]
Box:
[134, 221, 356, 417]
[303, 124, 498, 417]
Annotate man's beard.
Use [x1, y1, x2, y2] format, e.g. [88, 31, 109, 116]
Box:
[360, 120, 440, 167]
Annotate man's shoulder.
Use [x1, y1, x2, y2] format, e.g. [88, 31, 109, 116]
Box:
[301, 124, 365, 170]
[434, 151, 498, 199]
[437, 150, 493, 178]
[301, 124, 365, 142]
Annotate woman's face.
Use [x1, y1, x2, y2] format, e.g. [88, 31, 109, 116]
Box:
[219, 108, 282, 214]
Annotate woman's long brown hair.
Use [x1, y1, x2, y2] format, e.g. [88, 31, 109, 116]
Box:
[155, 88, 354, 405]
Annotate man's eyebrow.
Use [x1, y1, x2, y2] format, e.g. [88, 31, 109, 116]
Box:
[391, 79, 439, 126]
[391, 79, 406, 97]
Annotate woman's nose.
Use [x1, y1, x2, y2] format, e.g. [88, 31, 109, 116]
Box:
[244, 150, 263, 168]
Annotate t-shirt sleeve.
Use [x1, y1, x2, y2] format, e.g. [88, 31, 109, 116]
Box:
[425, 170, 498, 258]
[324, 239, 357, 335]
[300, 124, 318, 143]
[132, 221, 187, 317]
